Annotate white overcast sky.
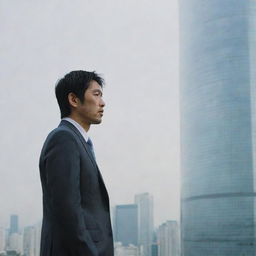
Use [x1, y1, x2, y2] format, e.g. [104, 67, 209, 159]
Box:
[0, 0, 180, 228]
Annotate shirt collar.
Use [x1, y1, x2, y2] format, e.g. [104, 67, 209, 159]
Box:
[62, 117, 89, 142]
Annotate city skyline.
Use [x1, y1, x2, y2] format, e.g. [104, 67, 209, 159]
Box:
[0, 215, 41, 256]
[1, 190, 179, 230]
[0, 210, 179, 256]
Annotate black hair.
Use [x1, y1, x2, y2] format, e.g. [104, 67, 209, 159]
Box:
[55, 70, 104, 118]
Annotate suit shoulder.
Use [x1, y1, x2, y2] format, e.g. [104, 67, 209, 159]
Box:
[39, 126, 80, 165]
[48, 125, 75, 140]
[42, 125, 78, 150]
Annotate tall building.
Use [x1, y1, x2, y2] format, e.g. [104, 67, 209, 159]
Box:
[114, 204, 138, 246]
[8, 233, 23, 255]
[157, 220, 180, 256]
[180, 0, 256, 255]
[151, 243, 158, 256]
[23, 226, 36, 256]
[151, 231, 158, 256]
[9, 216, 18, 235]
[34, 222, 41, 256]
[22, 223, 41, 256]
[135, 193, 154, 256]
[0, 228, 5, 252]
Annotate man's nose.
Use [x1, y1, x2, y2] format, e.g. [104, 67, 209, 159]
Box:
[100, 98, 106, 107]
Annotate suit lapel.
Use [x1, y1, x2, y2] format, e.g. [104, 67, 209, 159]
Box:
[60, 121, 97, 167]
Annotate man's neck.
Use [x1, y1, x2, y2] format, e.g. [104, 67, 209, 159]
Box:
[67, 115, 90, 132]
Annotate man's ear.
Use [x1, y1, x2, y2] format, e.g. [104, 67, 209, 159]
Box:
[68, 92, 80, 108]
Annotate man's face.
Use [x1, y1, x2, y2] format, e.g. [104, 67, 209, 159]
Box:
[76, 81, 105, 126]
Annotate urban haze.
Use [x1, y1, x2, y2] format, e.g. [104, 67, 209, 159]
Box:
[2, 0, 255, 256]
[0, 0, 180, 230]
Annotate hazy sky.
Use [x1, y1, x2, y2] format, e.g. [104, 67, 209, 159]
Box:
[0, 0, 180, 228]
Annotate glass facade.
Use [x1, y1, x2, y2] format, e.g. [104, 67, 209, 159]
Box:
[114, 204, 138, 246]
[135, 193, 154, 256]
[158, 221, 180, 256]
[9, 215, 18, 235]
[179, 0, 256, 255]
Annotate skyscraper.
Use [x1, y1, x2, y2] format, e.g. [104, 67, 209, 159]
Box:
[180, 0, 256, 255]
[34, 222, 41, 256]
[9, 215, 18, 235]
[114, 204, 138, 246]
[157, 220, 180, 256]
[135, 193, 154, 256]
[0, 228, 5, 252]
[23, 226, 36, 256]
[8, 233, 23, 254]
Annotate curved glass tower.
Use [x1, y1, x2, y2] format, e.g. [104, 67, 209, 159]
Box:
[180, 0, 256, 255]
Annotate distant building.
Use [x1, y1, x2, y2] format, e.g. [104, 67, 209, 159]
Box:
[34, 222, 41, 256]
[151, 230, 158, 256]
[135, 193, 154, 256]
[115, 242, 139, 256]
[151, 243, 158, 256]
[9, 216, 18, 235]
[8, 233, 22, 255]
[23, 226, 36, 256]
[23, 222, 41, 256]
[0, 228, 5, 252]
[114, 204, 138, 246]
[157, 220, 180, 256]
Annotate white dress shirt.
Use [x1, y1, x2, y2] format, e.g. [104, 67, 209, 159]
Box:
[62, 117, 89, 142]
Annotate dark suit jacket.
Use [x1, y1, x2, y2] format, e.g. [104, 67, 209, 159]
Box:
[39, 120, 114, 256]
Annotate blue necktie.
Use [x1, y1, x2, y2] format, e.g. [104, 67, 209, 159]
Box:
[86, 137, 96, 160]
[87, 138, 105, 185]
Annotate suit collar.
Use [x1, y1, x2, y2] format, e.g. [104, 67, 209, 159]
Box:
[59, 120, 96, 166]
[62, 117, 89, 142]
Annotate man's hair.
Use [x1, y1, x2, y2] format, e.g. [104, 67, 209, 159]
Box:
[55, 70, 104, 118]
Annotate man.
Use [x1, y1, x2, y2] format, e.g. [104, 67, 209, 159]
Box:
[39, 70, 114, 256]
